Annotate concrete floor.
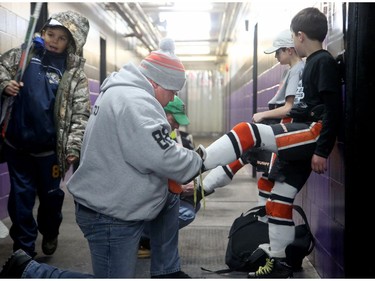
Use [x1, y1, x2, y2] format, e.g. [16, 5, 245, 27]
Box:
[0, 136, 320, 279]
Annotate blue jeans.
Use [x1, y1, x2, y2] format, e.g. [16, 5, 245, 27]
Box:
[22, 192, 181, 278]
[179, 199, 200, 229]
[23, 261, 92, 278]
[77, 192, 181, 278]
[143, 195, 199, 237]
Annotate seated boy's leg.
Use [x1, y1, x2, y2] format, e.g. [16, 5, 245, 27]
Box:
[265, 181, 298, 258]
[203, 123, 276, 170]
[249, 160, 311, 278]
[203, 121, 320, 173]
[257, 175, 274, 208]
[202, 159, 244, 194]
[272, 122, 321, 162]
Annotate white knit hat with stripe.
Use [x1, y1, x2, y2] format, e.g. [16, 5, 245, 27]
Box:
[139, 38, 186, 91]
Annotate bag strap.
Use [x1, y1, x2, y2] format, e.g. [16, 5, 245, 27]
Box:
[292, 205, 307, 222]
[243, 205, 266, 216]
[229, 205, 265, 238]
[292, 205, 316, 255]
[200, 266, 246, 276]
[200, 266, 233, 274]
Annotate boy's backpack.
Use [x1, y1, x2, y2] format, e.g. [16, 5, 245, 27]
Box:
[224, 204, 315, 272]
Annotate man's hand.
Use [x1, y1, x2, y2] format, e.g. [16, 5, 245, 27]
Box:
[195, 144, 207, 160]
[311, 154, 327, 174]
[181, 181, 195, 196]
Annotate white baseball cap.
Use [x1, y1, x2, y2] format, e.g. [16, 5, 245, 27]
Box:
[264, 29, 295, 54]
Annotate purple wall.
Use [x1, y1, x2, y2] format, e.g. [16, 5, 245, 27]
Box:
[227, 65, 286, 129]
[88, 78, 100, 106]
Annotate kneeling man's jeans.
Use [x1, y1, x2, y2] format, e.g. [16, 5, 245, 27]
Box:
[22, 193, 181, 278]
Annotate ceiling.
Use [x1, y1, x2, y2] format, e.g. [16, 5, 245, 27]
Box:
[98, 2, 245, 70]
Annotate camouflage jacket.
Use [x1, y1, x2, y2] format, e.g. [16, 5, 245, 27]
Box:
[0, 11, 91, 177]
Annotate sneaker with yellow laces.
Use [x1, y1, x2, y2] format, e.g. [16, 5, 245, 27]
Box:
[247, 258, 293, 278]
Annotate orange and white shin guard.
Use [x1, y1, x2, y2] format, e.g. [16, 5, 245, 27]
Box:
[225, 158, 246, 177]
[265, 182, 297, 257]
[204, 122, 258, 170]
[203, 157, 246, 193]
[257, 176, 274, 206]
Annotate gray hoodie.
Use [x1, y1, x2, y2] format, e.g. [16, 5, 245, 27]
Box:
[67, 62, 202, 221]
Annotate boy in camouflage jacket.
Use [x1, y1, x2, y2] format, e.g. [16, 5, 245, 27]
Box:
[0, 10, 91, 258]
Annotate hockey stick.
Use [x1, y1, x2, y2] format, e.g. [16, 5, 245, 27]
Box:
[15, 2, 43, 82]
[1, 3, 43, 140]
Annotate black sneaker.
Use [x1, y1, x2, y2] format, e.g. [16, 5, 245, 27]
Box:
[42, 236, 58, 255]
[247, 258, 293, 278]
[151, 270, 192, 278]
[247, 247, 268, 272]
[0, 249, 32, 278]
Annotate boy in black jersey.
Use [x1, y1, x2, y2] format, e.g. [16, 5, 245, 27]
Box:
[196, 7, 341, 278]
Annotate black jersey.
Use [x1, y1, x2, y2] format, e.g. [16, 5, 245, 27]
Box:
[288, 49, 341, 158]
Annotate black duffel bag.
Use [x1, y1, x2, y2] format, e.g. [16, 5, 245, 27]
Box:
[225, 205, 315, 272]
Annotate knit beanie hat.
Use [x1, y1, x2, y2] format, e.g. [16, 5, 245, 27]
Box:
[139, 38, 186, 91]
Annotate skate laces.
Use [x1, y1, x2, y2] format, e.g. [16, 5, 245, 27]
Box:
[193, 170, 205, 209]
[256, 258, 274, 276]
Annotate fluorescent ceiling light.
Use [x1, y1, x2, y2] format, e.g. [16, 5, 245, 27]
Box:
[172, 2, 213, 11]
[157, 2, 212, 56]
[174, 42, 211, 55]
[158, 2, 213, 11]
[159, 11, 211, 41]
[175, 45, 210, 55]
[179, 56, 217, 62]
